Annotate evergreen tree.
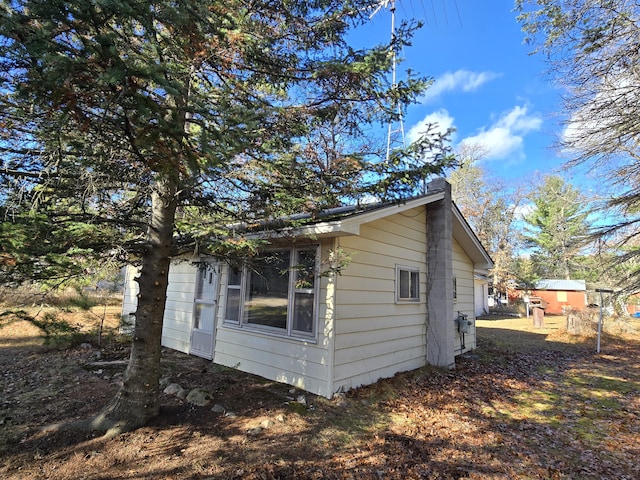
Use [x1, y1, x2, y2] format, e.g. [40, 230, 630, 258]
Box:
[522, 176, 590, 280]
[0, 0, 453, 433]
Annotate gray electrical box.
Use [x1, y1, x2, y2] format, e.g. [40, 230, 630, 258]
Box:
[456, 313, 472, 334]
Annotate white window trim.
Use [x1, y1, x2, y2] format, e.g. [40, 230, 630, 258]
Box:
[223, 246, 320, 342]
[396, 265, 420, 303]
[222, 264, 243, 325]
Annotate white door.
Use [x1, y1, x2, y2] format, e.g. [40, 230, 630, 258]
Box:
[190, 263, 218, 359]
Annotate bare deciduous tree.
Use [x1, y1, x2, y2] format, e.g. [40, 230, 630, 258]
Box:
[516, 0, 640, 292]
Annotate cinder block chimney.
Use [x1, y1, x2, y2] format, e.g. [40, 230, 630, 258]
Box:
[425, 178, 455, 368]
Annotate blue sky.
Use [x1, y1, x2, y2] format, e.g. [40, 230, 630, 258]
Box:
[357, 1, 568, 185]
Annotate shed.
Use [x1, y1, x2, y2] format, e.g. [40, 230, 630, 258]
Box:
[122, 178, 493, 397]
[527, 279, 587, 315]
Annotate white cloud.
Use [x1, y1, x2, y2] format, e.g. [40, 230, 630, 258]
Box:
[562, 73, 637, 155]
[460, 105, 542, 161]
[407, 109, 456, 145]
[514, 202, 534, 221]
[421, 70, 500, 103]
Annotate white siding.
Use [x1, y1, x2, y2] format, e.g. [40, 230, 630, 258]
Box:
[120, 266, 140, 332]
[453, 239, 475, 354]
[120, 260, 198, 352]
[332, 208, 428, 392]
[161, 260, 197, 353]
[213, 242, 334, 398]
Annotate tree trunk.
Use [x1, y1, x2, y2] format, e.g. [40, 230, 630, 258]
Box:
[84, 178, 178, 436]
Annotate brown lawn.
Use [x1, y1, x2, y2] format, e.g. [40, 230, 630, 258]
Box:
[1, 303, 639, 479]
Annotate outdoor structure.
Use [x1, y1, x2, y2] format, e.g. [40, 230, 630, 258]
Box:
[626, 293, 640, 315]
[523, 279, 588, 315]
[122, 179, 493, 398]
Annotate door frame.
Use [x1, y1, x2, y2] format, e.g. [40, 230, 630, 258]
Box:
[189, 260, 219, 359]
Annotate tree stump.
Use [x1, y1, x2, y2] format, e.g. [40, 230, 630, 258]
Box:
[532, 307, 545, 328]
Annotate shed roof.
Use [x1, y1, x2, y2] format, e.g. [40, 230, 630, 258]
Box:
[534, 279, 587, 291]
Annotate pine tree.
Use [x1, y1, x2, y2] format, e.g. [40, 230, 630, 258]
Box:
[522, 176, 590, 280]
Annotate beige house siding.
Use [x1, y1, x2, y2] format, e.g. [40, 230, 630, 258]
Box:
[332, 207, 428, 392]
[213, 242, 335, 398]
[452, 239, 475, 354]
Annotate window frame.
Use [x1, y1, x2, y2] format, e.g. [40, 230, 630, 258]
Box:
[396, 265, 420, 303]
[223, 264, 244, 325]
[244, 248, 292, 332]
[223, 245, 320, 341]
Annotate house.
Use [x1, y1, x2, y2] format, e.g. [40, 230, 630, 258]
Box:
[523, 279, 588, 315]
[121, 178, 493, 398]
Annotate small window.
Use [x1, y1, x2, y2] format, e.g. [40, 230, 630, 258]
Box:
[396, 266, 420, 302]
[291, 248, 316, 334]
[224, 265, 243, 324]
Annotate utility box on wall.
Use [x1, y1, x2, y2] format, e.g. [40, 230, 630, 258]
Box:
[456, 312, 472, 334]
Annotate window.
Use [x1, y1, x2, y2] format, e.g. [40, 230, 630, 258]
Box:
[224, 265, 242, 324]
[224, 246, 319, 339]
[396, 265, 420, 302]
[246, 250, 291, 330]
[291, 249, 316, 334]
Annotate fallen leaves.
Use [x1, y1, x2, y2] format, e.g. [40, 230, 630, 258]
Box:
[1, 316, 640, 479]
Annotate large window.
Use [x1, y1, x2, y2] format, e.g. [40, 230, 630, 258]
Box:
[224, 246, 319, 339]
[396, 265, 420, 302]
[246, 251, 291, 329]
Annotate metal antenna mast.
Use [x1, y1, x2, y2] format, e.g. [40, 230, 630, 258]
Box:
[371, 0, 406, 161]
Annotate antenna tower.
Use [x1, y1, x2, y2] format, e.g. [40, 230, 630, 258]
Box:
[371, 0, 405, 161]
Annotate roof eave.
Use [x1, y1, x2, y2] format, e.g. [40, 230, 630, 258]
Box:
[244, 191, 446, 240]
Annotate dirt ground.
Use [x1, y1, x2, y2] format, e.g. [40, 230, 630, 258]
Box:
[1, 304, 639, 479]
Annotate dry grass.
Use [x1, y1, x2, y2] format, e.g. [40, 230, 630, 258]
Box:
[477, 313, 640, 352]
[0, 295, 123, 348]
